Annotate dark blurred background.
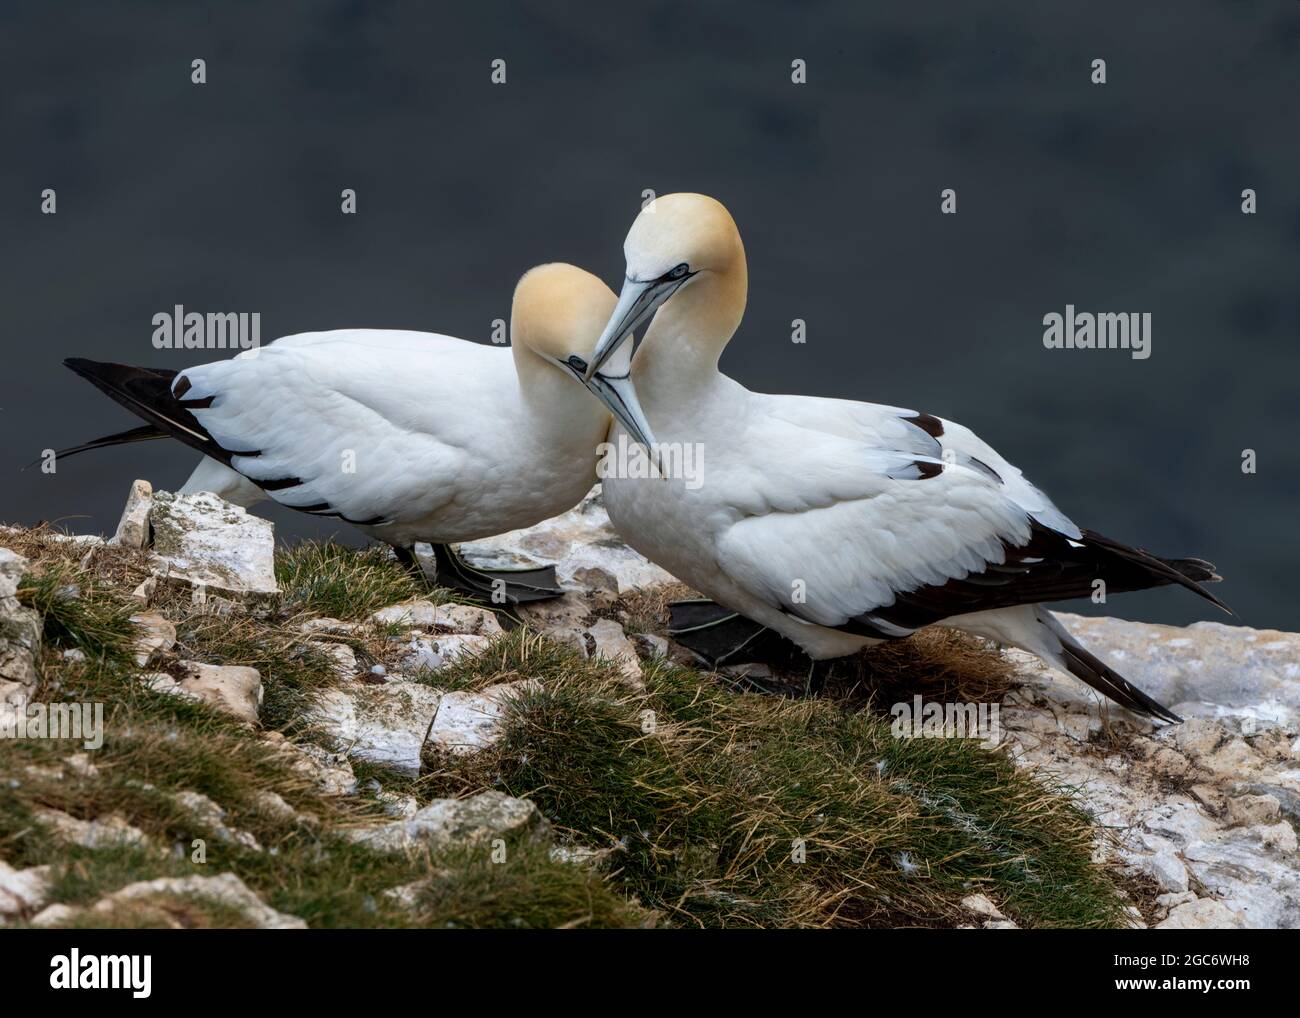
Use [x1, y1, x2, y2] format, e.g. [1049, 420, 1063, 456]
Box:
[1, 1, 1296, 628]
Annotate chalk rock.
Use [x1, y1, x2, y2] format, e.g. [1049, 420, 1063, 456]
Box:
[1056, 613, 1300, 730]
[130, 576, 157, 605]
[310, 680, 442, 777]
[279, 742, 358, 796]
[0, 860, 50, 918]
[585, 618, 644, 687]
[34, 807, 153, 850]
[1000, 618, 1300, 929]
[297, 617, 363, 637]
[460, 486, 674, 594]
[349, 790, 550, 853]
[1156, 898, 1247, 930]
[151, 661, 263, 724]
[372, 599, 504, 637]
[110, 479, 153, 548]
[0, 548, 41, 689]
[149, 490, 278, 599]
[172, 790, 262, 852]
[73, 873, 305, 929]
[398, 633, 491, 672]
[423, 680, 533, 758]
[130, 611, 176, 667]
[307, 641, 357, 681]
[960, 893, 1006, 920]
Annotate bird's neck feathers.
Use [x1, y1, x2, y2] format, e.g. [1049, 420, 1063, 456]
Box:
[512, 341, 610, 442]
[636, 256, 747, 392]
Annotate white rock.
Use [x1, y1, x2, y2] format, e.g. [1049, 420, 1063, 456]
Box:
[297, 617, 362, 637]
[960, 893, 1006, 920]
[130, 611, 176, 667]
[110, 479, 153, 548]
[250, 790, 304, 824]
[424, 681, 533, 758]
[280, 742, 358, 796]
[29, 903, 78, 927]
[1156, 898, 1247, 930]
[586, 618, 644, 687]
[398, 633, 491, 672]
[85, 873, 305, 929]
[34, 807, 152, 850]
[165, 661, 263, 724]
[459, 486, 675, 594]
[130, 576, 157, 605]
[372, 600, 505, 637]
[309, 680, 442, 777]
[149, 490, 278, 599]
[1057, 613, 1300, 730]
[307, 641, 357, 681]
[0, 860, 50, 917]
[1136, 849, 1189, 894]
[349, 790, 550, 853]
[138, 671, 202, 704]
[376, 792, 420, 819]
[999, 622, 1300, 929]
[172, 790, 262, 852]
[0, 548, 41, 689]
[632, 633, 670, 659]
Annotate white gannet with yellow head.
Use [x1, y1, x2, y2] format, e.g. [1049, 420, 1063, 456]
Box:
[576, 193, 1227, 721]
[61, 262, 629, 605]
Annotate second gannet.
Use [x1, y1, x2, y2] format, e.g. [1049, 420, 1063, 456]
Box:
[576, 193, 1227, 721]
[59, 263, 647, 605]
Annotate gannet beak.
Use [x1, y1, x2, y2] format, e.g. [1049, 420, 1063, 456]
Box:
[584, 275, 672, 381]
[585, 368, 656, 451]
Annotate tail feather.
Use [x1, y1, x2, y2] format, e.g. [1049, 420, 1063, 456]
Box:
[62, 358, 228, 463]
[28, 423, 168, 469]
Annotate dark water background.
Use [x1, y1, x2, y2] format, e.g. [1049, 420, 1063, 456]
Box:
[1, 1, 1296, 628]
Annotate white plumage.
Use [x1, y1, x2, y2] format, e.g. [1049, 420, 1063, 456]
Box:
[574, 194, 1224, 720]
[64, 263, 622, 599]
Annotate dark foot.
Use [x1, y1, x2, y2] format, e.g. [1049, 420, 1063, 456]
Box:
[667, 599, 808, 671]
[393, 544, 430, 582]
[430, 543, 564, 607]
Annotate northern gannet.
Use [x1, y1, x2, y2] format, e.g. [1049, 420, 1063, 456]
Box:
[60, 262, 644, 605]
[576, 193, 1228, 722]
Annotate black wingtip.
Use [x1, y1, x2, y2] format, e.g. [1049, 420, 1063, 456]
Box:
[1082, 530, 1234, 618]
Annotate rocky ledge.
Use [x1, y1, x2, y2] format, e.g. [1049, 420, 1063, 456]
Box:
[1, 482, 1296, 928]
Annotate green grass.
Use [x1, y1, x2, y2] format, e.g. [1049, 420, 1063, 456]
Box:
[275, 541, 425, 620]
[422, 631, 1132, 929]
[17, 558, 137, 666]
[1, 533, 1132, 928]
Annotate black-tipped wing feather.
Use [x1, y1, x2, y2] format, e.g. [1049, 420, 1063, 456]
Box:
[63, 358, 255, 465]
[832, 522, 1229, 641]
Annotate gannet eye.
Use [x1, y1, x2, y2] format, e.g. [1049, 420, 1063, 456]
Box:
[667, 263, 689, 280]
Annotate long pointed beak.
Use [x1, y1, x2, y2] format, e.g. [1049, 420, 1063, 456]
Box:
[584, 369, 656, 452]
[584, 276, 667, 381]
